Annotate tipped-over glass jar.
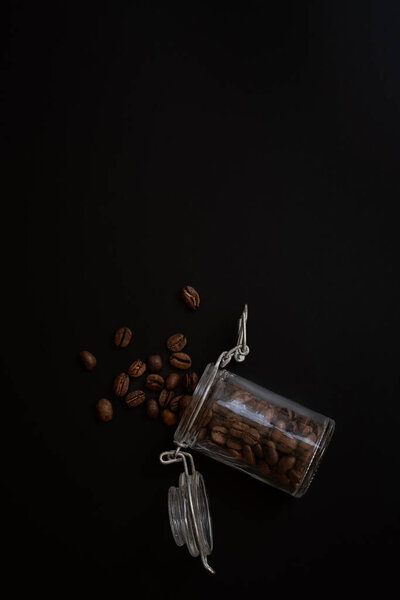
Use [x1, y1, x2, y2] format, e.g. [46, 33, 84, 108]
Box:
[175, 364, 335, 497]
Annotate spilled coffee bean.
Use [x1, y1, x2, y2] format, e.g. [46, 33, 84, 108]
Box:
[170, 352, 192, 370]
[114, 327, 132, 348]
[79, 350, 97, 371]
[181, 285, 200, 310]
[125, 390, 146, 408]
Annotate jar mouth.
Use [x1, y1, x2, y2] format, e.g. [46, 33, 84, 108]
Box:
[175, 363, 215, 446]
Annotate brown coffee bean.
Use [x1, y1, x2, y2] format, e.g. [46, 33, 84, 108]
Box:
[273, 418, 287, 430]
[226, 438, 242, 451]
[263, 440, 279, 466]
[242, 427, 261, 446]
[125, 390, 146, 408]
[145, 374, 164, 391]
[168, 394, 181, 413]
[183, 372, 198, 394]
[262, 406, 276, 423]
[95, 398, 113, 422]
[253, 443, 263, 459]
[161, 409, 178, 426]
[114, 327, 132, 348]
[178, 395, 192, 417]
[113, 372, 130, 397]
[158, 389, 169, 408]
[211, 425, 228, 445]
[277, 455, 296, 473]
[242, 444, 256, 465]
[229, 420, 248, 438]
[170, 352, 192, 370]
[166, 333, 187, 352]
[146, 399, 159, 420]
[159, 389, 175, 409]
[181, 285, 200, 310]
[203, 408, 213, 427]
[228, 448, 242, 459]
[165, 372, 180, 390]
[288, 468, 303, 484]
[198, 427, 207, 441]
[276, 435, 298, 454]
[79, 350, 97, 371]
[258, 461, 271, 475]
[128, 359, 146, 378]
[147, 354, 163, 373]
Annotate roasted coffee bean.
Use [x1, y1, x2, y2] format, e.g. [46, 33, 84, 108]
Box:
[170, 352, 192, 370]
[211, 425, 228, 445]
[79, 350, 97, 371]
[181, 285, 200, 310]
[159, 389, 169, 408]
[197, 427, 207, 441]
[258, 461, 271, 475]
[226, 438, 242, 451]
[166, 333, 187, 352]
[228, 448, 242, 459]
[276, 435, 298, 454]
[277, 455, 296, 473]
[128, 359, 146, 378]
[229, 421, 248, 438]
[273, 418, 287, 430]
[145, 374, 164, 391]
[113, 372, 130, 397]
[183, 372, 198, 394]
[95, 398, 113, 422]
[114, 327, 132, 348]
[242, 444, 256, 465]
[253, 443, 263, 459]
[146, 399, 159, 420]
[178, 395, 192, 417]
[168, 394, 181, 413]
[159, 389, 175, 409]
[125, 390, 146, 408]
[288, 468, 303, 484]
[161, 409, 178, 426]
[147, 354, 163, 373]
[165, 372, 180, 390]
[203, 408, 213, 427]
[263, 440, 279, 466]
[242, 426, 260, 446]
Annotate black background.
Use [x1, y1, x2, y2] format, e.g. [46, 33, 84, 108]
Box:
[1, 1, 399, 597]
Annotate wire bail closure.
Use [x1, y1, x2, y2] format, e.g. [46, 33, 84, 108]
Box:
[160, 305, 249, 574]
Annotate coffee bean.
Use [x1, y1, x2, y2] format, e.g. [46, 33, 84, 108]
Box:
[147, 354, 163, 373]
[183, 372, 198, 394]
[211, 425, 228, 445]
[168, 394, 180, 413]
[253, 443, 263, 459]
[125, 390, 146, 408]
[230, 421, 248, 438]
[165, 372, 180, 390]
[166, 333, 187, 352]
[242, 444, 256, 466]
[113, 372, 130, 397]
[79, 350, 97, 371]
[146, 399, 159, 420]
[128, 359, 146, 378]
[228, 448, 242, 459]
[241, 426, 260, 446]
[277, 455, 296, 473]
[258, 461, 271, 475]
[198, 427, 207, 441]
[288, 468, 303, 484]
[161, 409, 177, 426]
[178, 395, 192, 417]
[145, 374, 164, 391]
[203, 408, 213, 427]
[114, 327, 132, 348]
[95, 398, 113, 422]
[276, 434, 298, 454]
[226, 438, 242, 451]
[169, 352, 192, 370]
[181, 285, 200, 310]
[159, 389, 169, 408]
[263, 440, 279, 466]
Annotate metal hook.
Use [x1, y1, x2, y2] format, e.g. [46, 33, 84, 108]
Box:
[220, 305, 250, 368]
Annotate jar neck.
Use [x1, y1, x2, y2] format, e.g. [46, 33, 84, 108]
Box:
[175, 363, 217, 446]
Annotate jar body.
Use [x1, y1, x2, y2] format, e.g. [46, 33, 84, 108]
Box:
[175, 364, 335, 497]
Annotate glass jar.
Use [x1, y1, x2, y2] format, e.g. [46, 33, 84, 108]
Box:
[175, 363, 335, 497]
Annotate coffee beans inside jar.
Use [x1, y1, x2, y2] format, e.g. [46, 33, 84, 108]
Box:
[175, 365, 335, 497]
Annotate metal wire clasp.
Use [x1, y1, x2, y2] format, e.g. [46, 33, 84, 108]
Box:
[218, 304, 249, 368]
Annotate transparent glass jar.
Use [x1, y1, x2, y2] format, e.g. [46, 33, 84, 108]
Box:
[175, 364, 335, 497]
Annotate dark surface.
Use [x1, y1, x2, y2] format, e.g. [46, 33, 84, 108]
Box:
[1, 1, 399, 597]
